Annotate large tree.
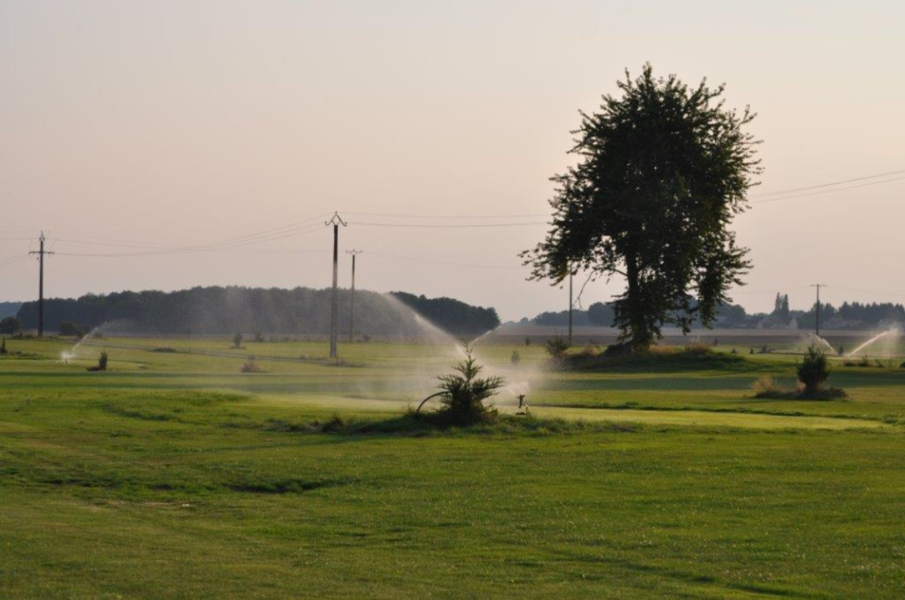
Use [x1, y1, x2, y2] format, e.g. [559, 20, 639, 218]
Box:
[523, 65, 761, 351]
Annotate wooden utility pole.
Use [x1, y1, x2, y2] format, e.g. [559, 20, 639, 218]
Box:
[346, 250, 363, 342]
[28, 232, 54, 337]
[326, 213, 347, 358]
[810, 284, 827, 337]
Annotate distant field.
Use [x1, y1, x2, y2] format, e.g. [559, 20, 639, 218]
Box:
[1, 336, 904, 598]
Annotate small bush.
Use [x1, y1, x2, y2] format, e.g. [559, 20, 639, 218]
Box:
[524, 336, 531, 347]
[233, 333, 244, 349]
[421, 343, 504, 427]
[797, 345, 830, 395]
[545, 336, 570, 360]
[241, 356, 263, 373]
[510, 350, 521, 366]
[752, 375, 786, 398]
[0, 316, 21, 335]
[87, 351, 108, 372]
[843, 356, 870, 368]
[254, 332, 264, 343]
[0, 337, 6, 355]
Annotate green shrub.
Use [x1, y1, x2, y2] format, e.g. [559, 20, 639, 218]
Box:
[233, 333, 243, 349]
[87, 351, 109, 372]
[510, 350, 521, 366]
[843, 356, 870, 368]
[430, 343, 504, 426]
[0, 316, 21, 335]
[545, 336, 570, 360]
[797, 345, 830, 394]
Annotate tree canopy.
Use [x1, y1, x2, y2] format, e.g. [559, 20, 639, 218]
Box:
[523, 64, 761, 350]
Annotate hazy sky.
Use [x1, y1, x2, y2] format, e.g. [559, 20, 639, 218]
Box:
[2, 1, 903, 321]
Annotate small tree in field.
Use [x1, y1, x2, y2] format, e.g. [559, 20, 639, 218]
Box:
[434, 344, 505, 426]
[798, 345, 830, 395]
[233, 332, 243, 349]
[523, 64, 760, 352]
[545, 336, 570, 360]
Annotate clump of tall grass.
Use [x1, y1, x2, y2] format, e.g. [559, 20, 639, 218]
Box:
[241, 356, 263, 373]
[752, 375, 788, 398]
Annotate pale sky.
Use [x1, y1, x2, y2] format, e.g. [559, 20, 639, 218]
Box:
[2, 1, 903, 321]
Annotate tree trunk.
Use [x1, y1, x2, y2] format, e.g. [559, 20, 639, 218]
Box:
[625, 253, 652, 352]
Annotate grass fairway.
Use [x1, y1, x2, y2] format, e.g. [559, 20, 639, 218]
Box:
[1, 337, 904, 598]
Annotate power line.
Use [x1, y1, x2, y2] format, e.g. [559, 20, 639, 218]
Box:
[752, 175, 905, 205]
[750, 168, 905, 198]
[344, 210, 548, 219]
[367, 251, 522, 270]
[48, 217, 329, 258]
[353, 221, 547, 228]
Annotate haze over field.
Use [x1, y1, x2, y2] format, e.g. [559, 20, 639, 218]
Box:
[2, 1, 904, 319]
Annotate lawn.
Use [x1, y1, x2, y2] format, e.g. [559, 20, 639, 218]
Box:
[1, 336, 903, 598]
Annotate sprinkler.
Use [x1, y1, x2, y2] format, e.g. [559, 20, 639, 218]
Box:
[516, 394, 529, 415]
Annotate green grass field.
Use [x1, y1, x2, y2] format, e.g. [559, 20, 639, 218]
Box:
[1, 336, 904, 598]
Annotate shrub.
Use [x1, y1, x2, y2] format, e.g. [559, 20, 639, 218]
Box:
[241, 356, 262, 373]
[233, 332, 244, 349]
[254, 332, 264, 343]
[524, 336, 531, 347]
[797, 345, 830, 394]
[545, 336, 570, 360]
[843, 356, 870, 368]
[0, 316, 21, 335]
[88, 351, 109, 372]
[510, 350, 521, 366]
[752, 375, 788, 398]
[0, 337, 6, 355]
[429, 343, 504, 426]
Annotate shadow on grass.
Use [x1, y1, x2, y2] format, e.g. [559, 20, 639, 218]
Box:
[263, 413, 640, 437]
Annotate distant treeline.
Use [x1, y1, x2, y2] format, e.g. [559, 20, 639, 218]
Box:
[15, 286, 500, 337]
[530, 302, 616, 327]
[390, 292, 500, 336]
[526, 298, 904, 330]
[0, 302, 21, 319]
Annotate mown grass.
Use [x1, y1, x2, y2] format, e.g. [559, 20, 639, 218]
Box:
[0, 336, 904, 598]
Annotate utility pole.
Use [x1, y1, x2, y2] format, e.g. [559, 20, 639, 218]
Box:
[568, 271, 574, 344]
[810, 284, 827, 337]
[28, 232, 54, 338]
[346, 250, 363, 342]
[326, 213, 347, 358]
